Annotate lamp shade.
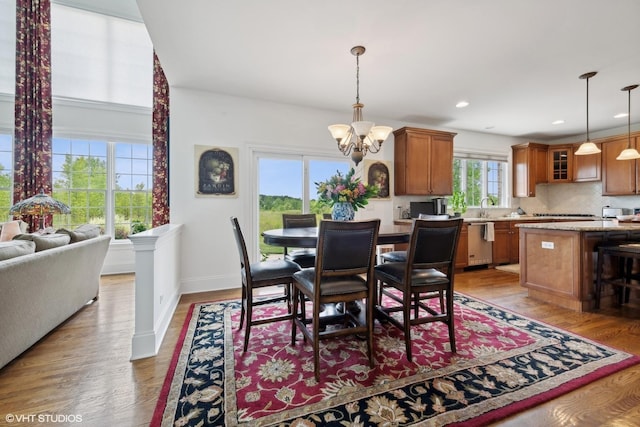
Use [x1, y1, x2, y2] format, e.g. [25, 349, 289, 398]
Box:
[9, 189, 71, 230]
[328, 124, 351, 141]
[574, 141, 601, 155]
[351, 121, 375, 138]
[370, 126, 393, 142]
[616, 147, 640, 160]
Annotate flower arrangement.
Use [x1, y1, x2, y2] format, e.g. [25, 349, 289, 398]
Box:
[315, 168, 378, 211]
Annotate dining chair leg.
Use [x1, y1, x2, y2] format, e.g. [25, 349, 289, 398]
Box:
[291, 287, 299, 346]
[243, 292, 253, 352]
[313, 305, 321, 382]
[367, 290, 375, 368]
[403, 292, 413, 362]
[238, 285, 246, 330]
[447, 290, 456, 352]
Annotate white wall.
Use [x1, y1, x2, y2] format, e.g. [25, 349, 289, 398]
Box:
[170, 88, 527, 293]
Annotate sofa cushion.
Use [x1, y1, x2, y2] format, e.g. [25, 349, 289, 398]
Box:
[55, 224, 101, 243]
[13, 233, 71, 251]
[0, 240, 36, 261]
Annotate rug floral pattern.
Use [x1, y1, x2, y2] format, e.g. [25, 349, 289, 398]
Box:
[155, 294, 638, 427]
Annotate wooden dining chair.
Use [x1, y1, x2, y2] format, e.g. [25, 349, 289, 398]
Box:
[374, 217, 463, 362]
[379, 213, 450, 264]
[230, 217, 301, 352]
[282, 213, 318, 268]
[291, 219, 380, 381]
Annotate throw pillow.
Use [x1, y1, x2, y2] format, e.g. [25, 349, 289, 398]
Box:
[0, 221, 22, 242]
[0, 240, 36, 261]
[56, 224, 101, 243]
[13, 233, 71, 251]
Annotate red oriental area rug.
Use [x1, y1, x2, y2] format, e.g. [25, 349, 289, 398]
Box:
[151, 293, 639, 426]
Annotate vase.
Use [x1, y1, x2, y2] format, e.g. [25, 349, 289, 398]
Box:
[332, 202, 355, 221]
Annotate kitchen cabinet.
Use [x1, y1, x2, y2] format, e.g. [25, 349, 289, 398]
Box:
[454, 222, 469, 269]
[548, 145, 572, 183]
[572, 142, 601, 182]
[393, 127, 456, 195]
[512, 143, 548, 197]
[602, 133, 640, 195]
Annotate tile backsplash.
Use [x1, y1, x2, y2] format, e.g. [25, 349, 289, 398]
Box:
[516, 182, 640, 216]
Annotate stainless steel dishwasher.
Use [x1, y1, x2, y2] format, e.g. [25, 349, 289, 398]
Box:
[467, 223, 493, 266]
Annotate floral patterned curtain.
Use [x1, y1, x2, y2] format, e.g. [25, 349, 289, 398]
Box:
[13, 0, 52, 232]
[152, 51, 170, 227]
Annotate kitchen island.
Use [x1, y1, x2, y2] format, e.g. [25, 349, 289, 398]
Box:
[518, 220, 640, 311]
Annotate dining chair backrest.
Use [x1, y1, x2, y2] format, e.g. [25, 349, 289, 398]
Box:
[406, 218, 463, 272]
[316, 219, 380, 279]
[282, 213, 317, 229]
[230, 216, 250, 275]
[418, 213, 450, 220]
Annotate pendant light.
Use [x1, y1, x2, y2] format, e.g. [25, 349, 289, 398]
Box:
[575, 72, 601, 155]
[328, 46, 393, 166]
[616, 84, 639, 160]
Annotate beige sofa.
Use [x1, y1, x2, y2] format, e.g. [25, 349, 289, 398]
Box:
[0, 234, 111, 369]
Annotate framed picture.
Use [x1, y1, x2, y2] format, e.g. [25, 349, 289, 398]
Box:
[364, 160, 391, 199]
[194, 145, 238, 197]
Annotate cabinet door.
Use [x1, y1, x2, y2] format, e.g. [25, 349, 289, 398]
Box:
[428, 135, 453, 195]
[492, 222, 510, 264]
[512, 147, 529, 197]
[548, 145, 572, 183]
[509, 222, 520, 264]
[404, 133, 432, 194]
[512, 143, 548, 197]
[573, 143, 601, 182]
[602, 136, 638, 195]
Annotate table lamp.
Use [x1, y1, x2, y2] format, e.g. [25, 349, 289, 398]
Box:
[9, 189, 71, 231]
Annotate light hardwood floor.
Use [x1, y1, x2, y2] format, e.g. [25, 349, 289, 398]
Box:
[1, 269, 640, 426]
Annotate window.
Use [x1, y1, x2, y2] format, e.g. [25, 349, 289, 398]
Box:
[52, 138, 152, 239]
[453, 156, 508, 207]
[0, 133, 12, 219]
[257, 154, 349, 257]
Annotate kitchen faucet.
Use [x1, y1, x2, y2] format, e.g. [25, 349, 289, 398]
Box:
[479, 197, 494, 218]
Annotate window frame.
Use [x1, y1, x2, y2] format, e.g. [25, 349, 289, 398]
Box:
[453, 154, 509, 208]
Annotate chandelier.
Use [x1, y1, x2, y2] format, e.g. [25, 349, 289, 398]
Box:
[574, 71, 601, 155]
[616, 84, 639, 160]
[328, 46, 392, 166]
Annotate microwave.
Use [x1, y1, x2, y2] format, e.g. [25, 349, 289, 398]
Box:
[410, 199, 447, 218]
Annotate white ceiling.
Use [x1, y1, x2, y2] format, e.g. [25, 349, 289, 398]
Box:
[136, 0, 640, 142]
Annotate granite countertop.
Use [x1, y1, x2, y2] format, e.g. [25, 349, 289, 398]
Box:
[516, 220, 640, 231]
[395, 215, 599, 224]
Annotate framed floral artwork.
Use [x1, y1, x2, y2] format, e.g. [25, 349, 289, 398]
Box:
[364, 160, 391, 199]
[194, 145, 238, 197]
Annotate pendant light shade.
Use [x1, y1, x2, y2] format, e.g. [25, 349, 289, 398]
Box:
[616, 84, 639, 160]
[575, 72, 601, 156]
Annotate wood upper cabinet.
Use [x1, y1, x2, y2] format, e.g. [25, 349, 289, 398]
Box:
[393, 127, 456, 195]
[512, 143, 548, 197]
[602, 133, 640, 195]
[548, 145, 572, 183]
[572, 142, 601, 182]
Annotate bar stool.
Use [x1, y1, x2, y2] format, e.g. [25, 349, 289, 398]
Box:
[595, 243, 640, 309]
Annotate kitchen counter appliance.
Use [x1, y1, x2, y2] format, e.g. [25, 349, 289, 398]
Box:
[602, 207, 623, 218]
[467, 223, 493, 266]
[410, 198, 447, 218]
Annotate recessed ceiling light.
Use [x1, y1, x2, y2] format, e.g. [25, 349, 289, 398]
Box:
[456, 101, 469, 108]
[552, 120, 565, 125]
[614, 113, 628, 119]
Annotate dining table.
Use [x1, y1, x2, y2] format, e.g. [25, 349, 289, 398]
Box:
[262, 224, 412, 248]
